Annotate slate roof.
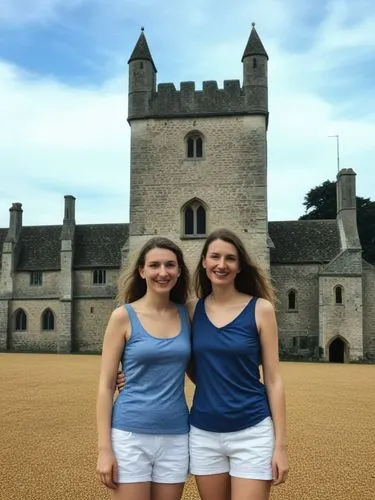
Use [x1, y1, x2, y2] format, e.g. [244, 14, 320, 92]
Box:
[269, 220, 340, 264]
[0, 223, 129, 271]
[128, 30, 157, 72]
[17, 226, 62, 271]
[1, 220, 339, 269]
[73, 224, 128, 269]
[0, 228, 8, 268]
[242, 24, 269, 61]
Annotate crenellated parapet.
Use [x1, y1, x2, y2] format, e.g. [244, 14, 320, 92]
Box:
[129, 79, 267, 120]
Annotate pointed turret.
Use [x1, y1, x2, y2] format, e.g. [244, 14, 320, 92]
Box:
[242, 23, 268, 61]
[128, 28, 157, 120]
[128, 28, 157, 72]
[242, 23, 268, 118]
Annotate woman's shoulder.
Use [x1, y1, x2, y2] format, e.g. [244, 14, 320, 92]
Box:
[110, 304, 131, 324]
[255, 297, 274, 310]
[254, 297, 275, 320]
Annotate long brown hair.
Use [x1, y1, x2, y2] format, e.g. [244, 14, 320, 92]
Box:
[193, 228, 275, 304]
[117, 237, 190, 304]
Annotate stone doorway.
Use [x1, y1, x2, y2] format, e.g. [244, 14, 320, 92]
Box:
[329, 337, 347, 363]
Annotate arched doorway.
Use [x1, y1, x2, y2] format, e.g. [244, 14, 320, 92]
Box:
[329, 337, 347, 363]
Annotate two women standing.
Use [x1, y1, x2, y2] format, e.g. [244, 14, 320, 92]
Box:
[96, 229, 288, 500]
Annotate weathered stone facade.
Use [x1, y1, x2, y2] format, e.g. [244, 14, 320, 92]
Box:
[0, 26, 374, 361]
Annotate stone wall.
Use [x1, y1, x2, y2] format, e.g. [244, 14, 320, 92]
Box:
[9, 299, 60, 352]
[73, 269, 118, 298]
[73, 298, 116, 353]
[363, 263, 375, 359]
[319, 275, 363, 360]
[14, 271, 60, 298]
[271, 264, 320, 354]
[129, 115, 269, 270]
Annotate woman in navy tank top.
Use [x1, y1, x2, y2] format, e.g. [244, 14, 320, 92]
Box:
[188, 228, 288, 500]
[96, 237, 191, 500]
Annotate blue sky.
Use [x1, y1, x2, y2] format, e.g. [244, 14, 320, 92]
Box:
[1, 0, 375, 227]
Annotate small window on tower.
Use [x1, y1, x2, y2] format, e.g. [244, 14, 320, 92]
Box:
[186, 132, 204, 159]
[253, 57, 257, 68]
[335, 285, 343, 304]
[182, 200, 207, 237]
[288, 290, 297, 310]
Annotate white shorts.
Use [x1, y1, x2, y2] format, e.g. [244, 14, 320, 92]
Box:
[111, 428, 189, 484]
[189, 417, 274, 480]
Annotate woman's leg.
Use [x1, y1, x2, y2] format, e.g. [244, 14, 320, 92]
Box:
[231, 477, 271, 500]
[195, 473, 231, 500]
[151, 482, 185, 500]
[226, 419, 274, 500]
[111, 430, 153, 499]
[190, 426, 230, 500]
[112, 482, 151, 500]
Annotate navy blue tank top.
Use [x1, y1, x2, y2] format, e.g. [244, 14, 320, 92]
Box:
[112, 303, 191, 434]
[189, 297, 270, 432]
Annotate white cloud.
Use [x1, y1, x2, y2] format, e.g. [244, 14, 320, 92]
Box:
[0, 61, 130, 227]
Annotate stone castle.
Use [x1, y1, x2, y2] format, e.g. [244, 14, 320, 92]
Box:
[1, 26, 374, 362]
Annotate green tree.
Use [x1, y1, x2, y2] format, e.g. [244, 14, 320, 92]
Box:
[300, 180, 375, 264]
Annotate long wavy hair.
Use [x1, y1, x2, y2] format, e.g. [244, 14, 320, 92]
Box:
[116, 237, 190, 305]
[193, 228, 275, 304]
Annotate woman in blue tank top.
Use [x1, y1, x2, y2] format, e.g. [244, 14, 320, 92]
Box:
[188, 228, 288, 500]
[96, 237, 191, 500]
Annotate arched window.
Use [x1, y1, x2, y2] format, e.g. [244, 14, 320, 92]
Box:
[183, 200, 207, 237]
[14, 309, 27, 331]
[288, 290, 296, 310]
[42, 309, 55, 331]
[186, 132, 203, 159]
[335, 285, 343, 304]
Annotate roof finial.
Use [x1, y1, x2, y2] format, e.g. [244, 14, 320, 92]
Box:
[141, 26, 144, 31]
[252, 22, 256, 28]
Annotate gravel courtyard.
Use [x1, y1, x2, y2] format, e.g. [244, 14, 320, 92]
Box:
[0, 354, 374, 499]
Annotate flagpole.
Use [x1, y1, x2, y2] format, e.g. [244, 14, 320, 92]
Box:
[328, 135, 340, 173]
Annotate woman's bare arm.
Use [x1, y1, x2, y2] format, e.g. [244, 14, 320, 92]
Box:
[97, 307, 128, 453]
[256, 298, 288, 484]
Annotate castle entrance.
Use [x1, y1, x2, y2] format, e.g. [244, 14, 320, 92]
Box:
[329, 337, 346, 363]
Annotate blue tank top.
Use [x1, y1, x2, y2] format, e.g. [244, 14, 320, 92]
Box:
[111, 303, 191, 434]
[189, 297, 270, 432]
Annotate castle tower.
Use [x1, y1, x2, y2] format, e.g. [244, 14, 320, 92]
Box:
[319, 169, 363, 361]
[127, 26, 270, 270]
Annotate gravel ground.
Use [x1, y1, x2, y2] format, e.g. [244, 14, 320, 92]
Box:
[0, 354, 374, 500]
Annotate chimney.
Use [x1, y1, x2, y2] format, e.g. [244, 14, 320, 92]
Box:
[61, 195, 76, 241]
[336, 169, 361, 250]
[64, 195, 76, 223]
[7, 202, 23, 242]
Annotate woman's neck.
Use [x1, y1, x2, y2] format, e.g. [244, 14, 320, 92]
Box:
[140, 291, 173, 312]
[209, 285, 239, 305]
